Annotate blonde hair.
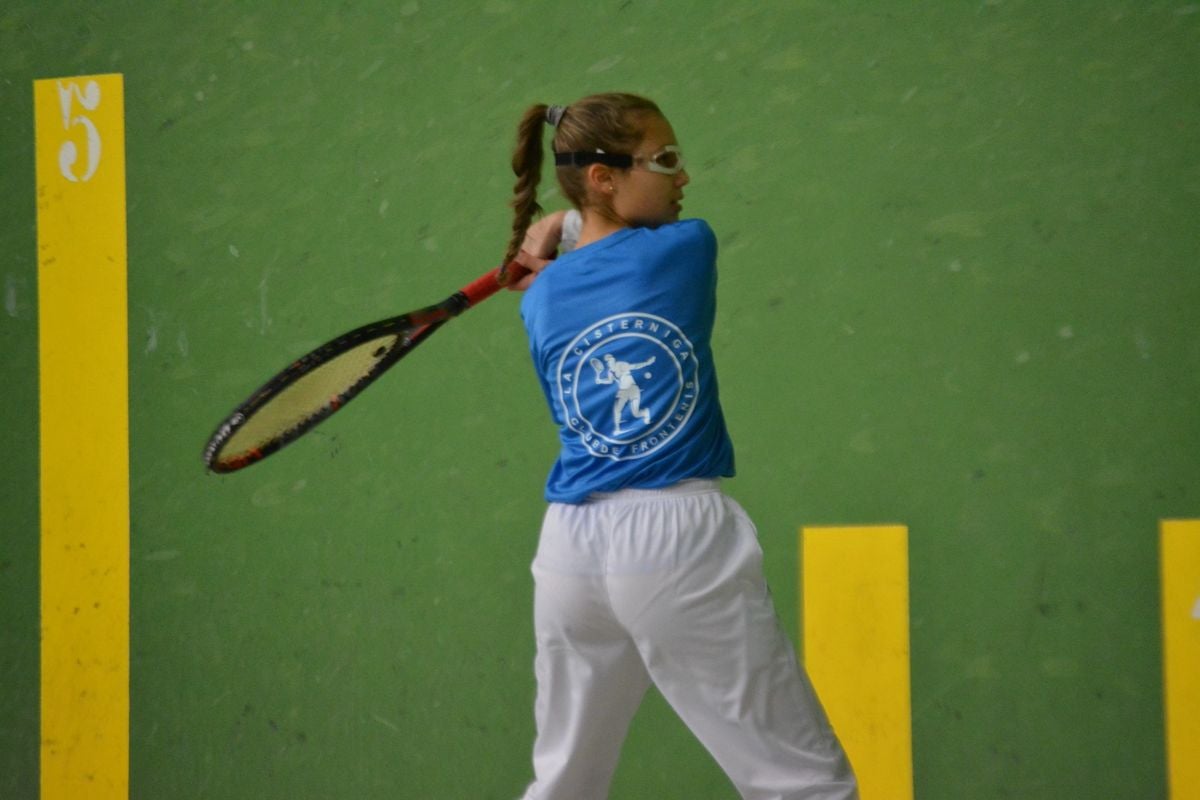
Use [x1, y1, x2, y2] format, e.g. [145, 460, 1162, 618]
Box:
[503, 92, 662, 266]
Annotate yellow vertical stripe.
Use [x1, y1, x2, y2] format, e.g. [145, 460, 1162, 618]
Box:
[35, 73, 129, 800]
[801, 525, 913, 800]
[1162, 519, 1200, 800]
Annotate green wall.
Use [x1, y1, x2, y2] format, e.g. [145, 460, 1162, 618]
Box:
[3, 2, 1197, 798]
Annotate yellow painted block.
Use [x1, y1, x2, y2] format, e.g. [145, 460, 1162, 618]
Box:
[35, 73, 129, 800]
[802, 525, 913, 800]
[1161, 520, 1200, 800]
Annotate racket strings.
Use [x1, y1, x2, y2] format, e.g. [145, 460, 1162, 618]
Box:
[217, 332, 407, 462]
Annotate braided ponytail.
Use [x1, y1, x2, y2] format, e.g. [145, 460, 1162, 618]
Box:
[504, 104, 549, 266]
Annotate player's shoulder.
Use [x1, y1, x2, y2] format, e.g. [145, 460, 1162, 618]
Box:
[660, 217, 715, 244]
[639, 218, 717, 259]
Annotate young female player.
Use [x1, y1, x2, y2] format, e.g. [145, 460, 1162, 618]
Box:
[506, 93, 858, 800]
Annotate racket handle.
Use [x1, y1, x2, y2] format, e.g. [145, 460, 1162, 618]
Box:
[459, 261, 532, 308]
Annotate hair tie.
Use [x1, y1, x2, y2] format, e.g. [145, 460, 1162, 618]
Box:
[545, 105, 566, 127]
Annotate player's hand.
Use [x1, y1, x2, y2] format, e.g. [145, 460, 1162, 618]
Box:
[510, 210, 577, 290]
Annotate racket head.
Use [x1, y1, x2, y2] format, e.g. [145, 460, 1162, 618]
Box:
[203, 309, 447, 473]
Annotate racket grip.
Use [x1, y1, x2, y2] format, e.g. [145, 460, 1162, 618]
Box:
[460, 261, 532, 307]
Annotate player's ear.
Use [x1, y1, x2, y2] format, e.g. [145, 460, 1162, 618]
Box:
[584, 163, 615, 195]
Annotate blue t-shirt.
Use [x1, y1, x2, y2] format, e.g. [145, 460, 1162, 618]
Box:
[520, 218, 735, 503]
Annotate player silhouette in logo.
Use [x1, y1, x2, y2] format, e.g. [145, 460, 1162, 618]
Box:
[590, 353, 656, 435]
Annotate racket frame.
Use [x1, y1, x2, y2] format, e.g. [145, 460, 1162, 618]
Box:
[203, 261, 527, 473]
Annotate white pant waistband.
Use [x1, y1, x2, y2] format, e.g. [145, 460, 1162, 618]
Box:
[582, 479, 721, 505]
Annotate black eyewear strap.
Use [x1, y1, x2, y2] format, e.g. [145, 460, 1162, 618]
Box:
[554, 151, 634, 169]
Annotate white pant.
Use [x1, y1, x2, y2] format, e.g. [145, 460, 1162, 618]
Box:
[520, 480, 858, 800]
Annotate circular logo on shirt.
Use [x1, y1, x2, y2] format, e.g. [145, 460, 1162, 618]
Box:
[556, 313, 699, 461]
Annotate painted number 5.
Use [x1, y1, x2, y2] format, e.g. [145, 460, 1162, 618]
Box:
[57, 80, 102, 182]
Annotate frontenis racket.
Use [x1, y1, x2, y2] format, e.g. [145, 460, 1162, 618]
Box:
[202, 261, 530, 473]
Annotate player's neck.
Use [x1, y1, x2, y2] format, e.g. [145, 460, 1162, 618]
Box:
[575, 208, 628, 250]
